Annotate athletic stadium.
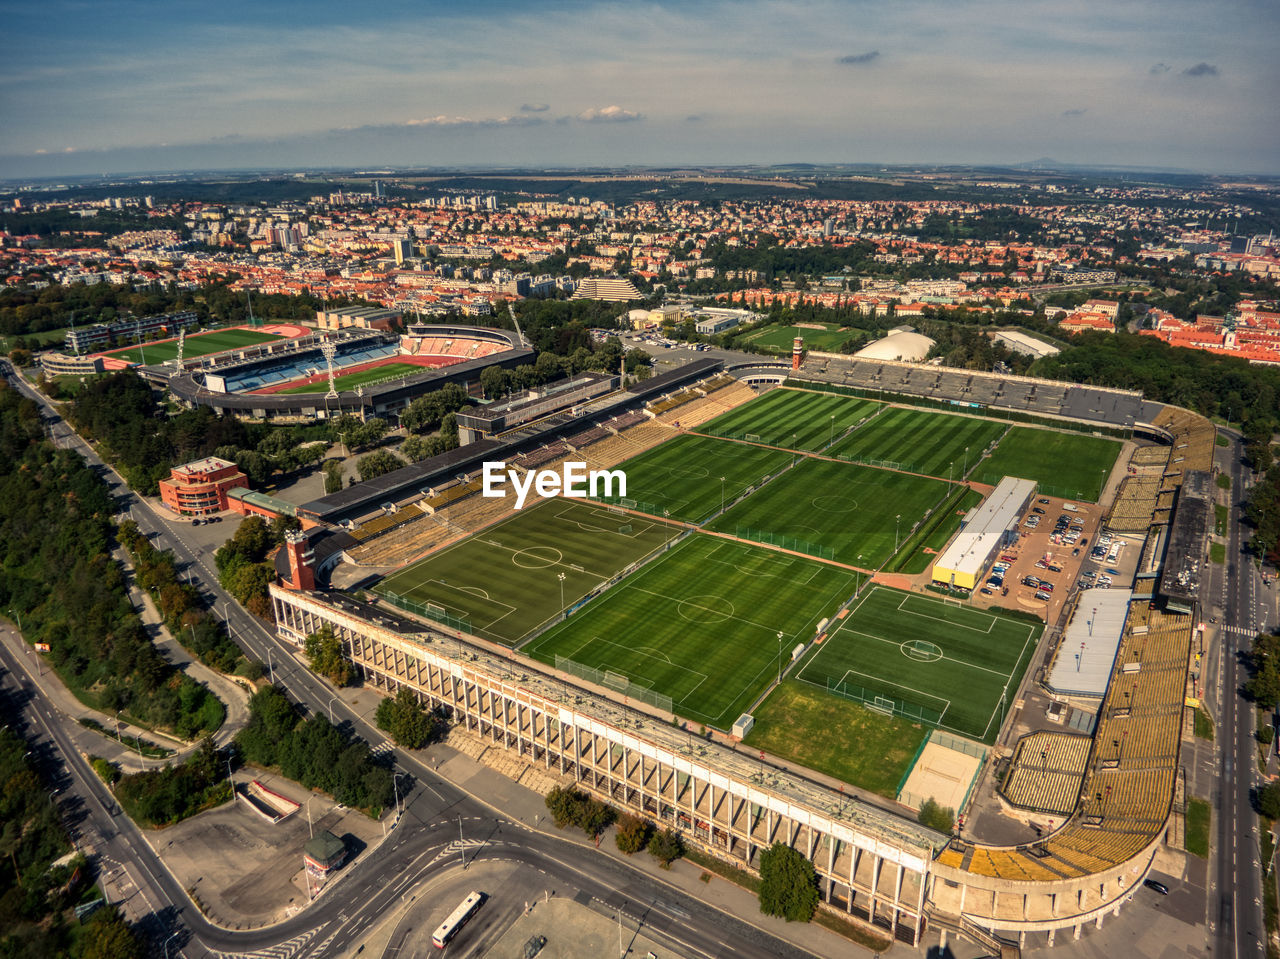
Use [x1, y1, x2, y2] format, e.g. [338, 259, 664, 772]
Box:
[263, 346, 1212, 953]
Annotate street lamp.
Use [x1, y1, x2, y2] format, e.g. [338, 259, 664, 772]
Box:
[8, 608, 20, 632]
[163, 931, 179, 959]
[328, 694, 338, 723]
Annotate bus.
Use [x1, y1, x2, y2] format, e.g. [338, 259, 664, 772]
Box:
[432, 890, 484, 948]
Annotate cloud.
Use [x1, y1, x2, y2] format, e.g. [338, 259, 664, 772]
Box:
[404, 114, 541, 128]
[520, 102, 549, 112]
[1149, 62, 1170, 74]
[837, 50, 881, 66]
[576, 105, 642, 123]
[1062, 108, 1086, 117]
[1182, 62, 1219, 77]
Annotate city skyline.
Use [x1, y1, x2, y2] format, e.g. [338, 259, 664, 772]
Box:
[3, 0, 1279, 179]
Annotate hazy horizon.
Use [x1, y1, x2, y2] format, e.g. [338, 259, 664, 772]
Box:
[5, 0, 1278, 180]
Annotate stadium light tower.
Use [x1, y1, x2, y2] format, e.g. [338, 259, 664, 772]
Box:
[895, 514, 901, 551]
[557, 572, 566, 612]
[777, 631, 784, 683]
[964, 446, 970, 477]
[321, 340, 339, 399]
[719, 476, 726, 514]
[829, 414, 835, 446]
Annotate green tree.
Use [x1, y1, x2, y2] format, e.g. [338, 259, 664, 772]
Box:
[323, 459, 344, 494]
[615, 813, 653, 854]
[918, 797, 955, 834]
[1260, 780, 1280, 820]
[304, 626, 354, 686]
[647, 827, 685, 866]
[80, 905, 145, 959]
[375, 687, 436, 749]
[758, 842, 819, 922]
[357, 448, 406, 482]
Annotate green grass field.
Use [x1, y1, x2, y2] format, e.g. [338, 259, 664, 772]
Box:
[827, 407, 1009, 478]
[738, 323, 863, 353]
[524, 535, 861, 727]
[743, 681, 928, 798]
[970, 426, 1121, 502]
[277, 361, 424, 394]
[696, 388, 881, 451]
[795, 586, 1040, 743]
[896, 487, 984, 575]
[601, 434, 792, 523]
[709, 457, 951, 567]
[105, 328, 282, 364]
[375, 499, 680, 645]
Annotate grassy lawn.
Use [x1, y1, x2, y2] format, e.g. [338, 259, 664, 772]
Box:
[1217, 434, 1230, 447]
[738, 323, 863, 354]
[795, 585, 1040, 743]
[1186, 796, 1211, 858]
[1194, 706, 1215, 741]
[601, 434, 792, 523]
[1210, 542, 1226, 564]
[971, 426, 1121, 502]
[895, 486, 985, 575]
[709, 457, 950, 567]
[743, 680, 927, 798]
[524, 535, 860, 728]
[695, 387, 881, 451]
[1215, 503, 1228, 536]
[376, 499, 680, 645]
[828, 407, 1009, 479]
[104, 327, 282, 364]
[277, 361, 425, 393]
[1217, 473, 1232, 490]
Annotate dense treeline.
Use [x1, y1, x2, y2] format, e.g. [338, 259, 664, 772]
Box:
[704, 236, 878, 283]
[68, 371, 332, 493]
[235, 686, 395, 813]
[1246, 465, 1280, 566]
[1, 276, 367, 343]
[215, 515, 298, 620]
[113, 738, 232, 827]
[0, 380, 223, 739]
[0, 728, 144, 958]
[118, 521, 250, 675]
[1035, 331, 1280, 435]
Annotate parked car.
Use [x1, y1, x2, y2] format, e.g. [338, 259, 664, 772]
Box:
[1072, 548, 1081, 556]
[1034, 589, 1051, 601]
[1023, 576, 1041, 587]
[1047, 563, 1063, 573]
[1038, 498, 1050, 504]
[1143, 878, 1169, 895]
[1104, 567, 1120, 575]
[1032, 507, 1045, 514]
[980, 587, 993, 595]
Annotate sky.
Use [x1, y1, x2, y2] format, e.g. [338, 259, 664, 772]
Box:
[2, 0, 1278, 180]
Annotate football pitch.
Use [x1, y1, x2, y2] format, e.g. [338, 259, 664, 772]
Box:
[375, 499, 680, 645]
[104, 328, 282, 364]
[277, 362, 425, 394]
[600, 434, 792, 523]
[709, 457, 951, 567]
[524, 535, 862, 727]
[971, 426, 1122, 501]
[827, 407, 1009, 478]
[737, 323, 863, 353]
[696, 387, 881, 451]
[794, 585, 1040, 743]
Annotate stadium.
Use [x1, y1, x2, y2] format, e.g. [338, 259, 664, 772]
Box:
[150, 321, 531, 420]
[264, 347, 1211, 952]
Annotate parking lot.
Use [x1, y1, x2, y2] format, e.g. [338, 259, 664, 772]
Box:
[968, 495, 1112, 623]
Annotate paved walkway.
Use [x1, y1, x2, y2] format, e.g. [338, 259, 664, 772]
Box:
[1, 549, 251, 773]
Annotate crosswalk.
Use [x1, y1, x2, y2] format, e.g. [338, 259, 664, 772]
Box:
[213, 929, 316, 959]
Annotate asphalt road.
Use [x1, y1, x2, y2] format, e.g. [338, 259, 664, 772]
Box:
[1, 361, 824, 959]
[1213, 432, 1267, 959]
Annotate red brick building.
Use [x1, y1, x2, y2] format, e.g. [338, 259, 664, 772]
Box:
[158, 456, 248, 516]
